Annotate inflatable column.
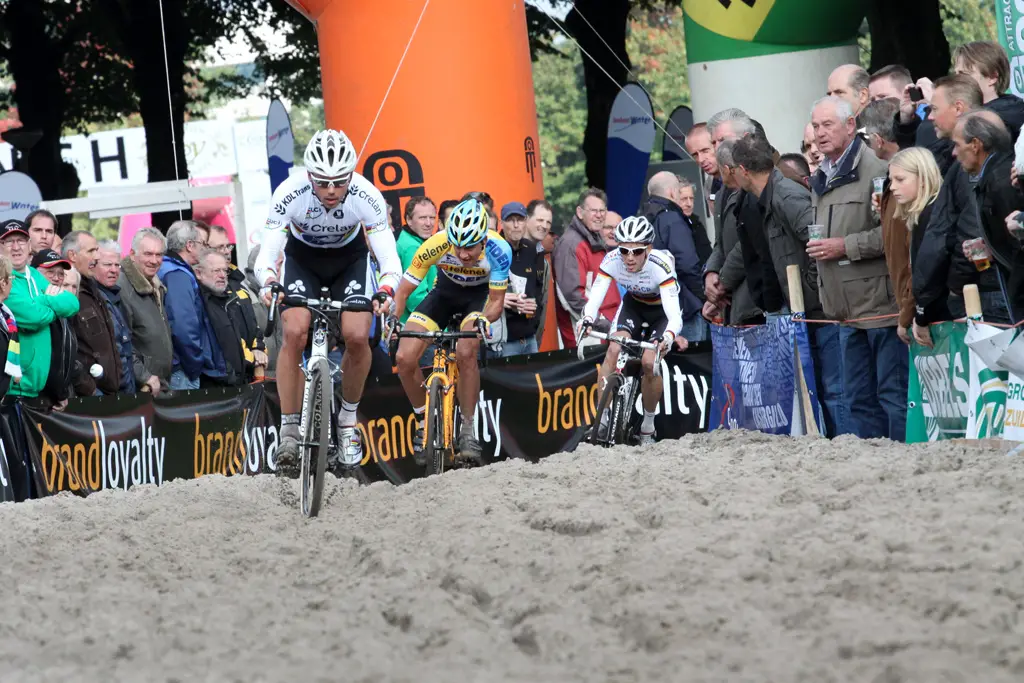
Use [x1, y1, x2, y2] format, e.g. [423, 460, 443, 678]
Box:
[683, 0, 864, 153]
[284, 0, 544, 227]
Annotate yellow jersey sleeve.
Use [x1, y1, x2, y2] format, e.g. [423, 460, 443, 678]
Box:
[404, 231, 451, 286]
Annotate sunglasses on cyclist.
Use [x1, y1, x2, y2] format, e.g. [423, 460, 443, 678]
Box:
[466, 191, 492, 204]
[309, 174, 351, 189]
[619, 246, 647, 257]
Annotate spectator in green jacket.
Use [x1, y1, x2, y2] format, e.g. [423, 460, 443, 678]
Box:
[0, 220, 80, 400]
[395, 196, 438, 324]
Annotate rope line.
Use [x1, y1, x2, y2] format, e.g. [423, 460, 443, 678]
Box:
[157, 0, 184, 220]
[358, 0, 431, 160]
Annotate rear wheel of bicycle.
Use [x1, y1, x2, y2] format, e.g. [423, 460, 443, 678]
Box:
[299, 357, 331, 518]
[589, 374, 623, 447]
[424, 377, 448, 476]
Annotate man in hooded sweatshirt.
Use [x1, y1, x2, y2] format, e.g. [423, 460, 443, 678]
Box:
[1, 220, 79, 404]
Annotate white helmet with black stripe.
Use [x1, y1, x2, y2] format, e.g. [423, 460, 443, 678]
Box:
[303, 129, 357, 180]
[614, 215, 655, 245]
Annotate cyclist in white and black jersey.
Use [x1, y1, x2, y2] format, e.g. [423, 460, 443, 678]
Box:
[254, 129, 401, 470]
[576, 215, 688, 445]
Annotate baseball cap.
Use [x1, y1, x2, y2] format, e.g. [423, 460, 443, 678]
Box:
[31, 249, 71, 270]
[0, 220, 28, 239]
[500, 202, 528, 220]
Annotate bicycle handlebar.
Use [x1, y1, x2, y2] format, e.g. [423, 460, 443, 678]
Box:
[586, 330, 660, 352]
[265, 282, 374, 337]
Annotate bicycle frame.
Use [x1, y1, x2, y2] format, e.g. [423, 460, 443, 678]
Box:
[395, 318, 486, 471]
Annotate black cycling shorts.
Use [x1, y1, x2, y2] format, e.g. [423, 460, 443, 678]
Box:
[280, 238, 375, 307]
[614, 294, 668, 341]
[408, 280, 488, 332]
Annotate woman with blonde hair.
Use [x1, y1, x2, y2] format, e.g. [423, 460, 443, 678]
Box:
[883, 147, 942, 347]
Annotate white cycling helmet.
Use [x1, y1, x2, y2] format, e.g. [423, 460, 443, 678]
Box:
[614, 215, 655, 245]
[303, 129, 357, 179]
[446, 199, 489, 247]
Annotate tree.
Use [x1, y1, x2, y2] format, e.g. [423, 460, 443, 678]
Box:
[532, 40, 588, 225]
[0, 0, 135, 210]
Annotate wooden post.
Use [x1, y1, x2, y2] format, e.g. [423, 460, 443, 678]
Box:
[786, 264, 805, 314]
[963, 284, 983, 320]
[786, 265, 820, 437]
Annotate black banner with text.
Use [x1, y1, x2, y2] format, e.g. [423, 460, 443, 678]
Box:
[14, 348, 712, 495]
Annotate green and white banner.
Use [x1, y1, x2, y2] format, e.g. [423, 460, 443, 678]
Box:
[907, 322, 970, 443]
[908, 320, 1024, 443]
[995, 0, 1024, 97]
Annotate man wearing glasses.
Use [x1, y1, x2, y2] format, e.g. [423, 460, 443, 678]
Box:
[552, 187, 620, 349]
[253, 129, 402, 470]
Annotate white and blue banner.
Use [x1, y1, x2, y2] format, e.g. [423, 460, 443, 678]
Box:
[662, 105, 693, 162]
[266, 99, 294, 194]
[605, 83, 655, 217]
[709, 317, 823, 436]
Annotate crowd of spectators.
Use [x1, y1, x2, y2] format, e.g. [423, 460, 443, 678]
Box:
[3, 38, 1023, 465]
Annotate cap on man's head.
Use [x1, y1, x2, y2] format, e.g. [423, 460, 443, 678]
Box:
[31, 249, 71, 270]
[0, 220, 28, 239]
[501, 202, 528, 220]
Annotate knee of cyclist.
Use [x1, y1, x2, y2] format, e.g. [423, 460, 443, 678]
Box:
[342, 328, 369, 350]
[642, 355, 658, 376]
[456, 339, 477, 364]
[282, 324, 308, 348]
[395, 344, 418, 372]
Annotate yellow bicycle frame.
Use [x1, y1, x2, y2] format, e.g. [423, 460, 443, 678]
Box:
[423, 343, 460, 457]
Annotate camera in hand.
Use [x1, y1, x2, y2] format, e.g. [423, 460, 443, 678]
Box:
[908, 86, 924, 102]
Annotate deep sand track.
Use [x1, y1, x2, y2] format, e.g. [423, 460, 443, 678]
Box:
[2, 430, 1024, 683]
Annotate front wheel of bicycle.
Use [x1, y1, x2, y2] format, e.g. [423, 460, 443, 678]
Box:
[613, 376, 639, 446]
[589, 373, 623, 447]
[424, 376, 449, 476]
[299, 356, 332, 518]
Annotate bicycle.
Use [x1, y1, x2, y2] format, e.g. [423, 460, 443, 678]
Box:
[580, 329, 663, 448]
[265, 282, 375, 517]
[392, 315, 488, 476]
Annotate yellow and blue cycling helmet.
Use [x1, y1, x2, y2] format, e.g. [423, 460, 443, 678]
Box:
[446, 198, 489, 247]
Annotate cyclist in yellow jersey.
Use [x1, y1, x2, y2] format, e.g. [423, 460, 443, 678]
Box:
[389, 198, 512, 462]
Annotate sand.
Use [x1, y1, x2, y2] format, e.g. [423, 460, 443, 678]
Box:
[2, 430, 1024, 683]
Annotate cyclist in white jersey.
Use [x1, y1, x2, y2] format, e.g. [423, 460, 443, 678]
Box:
[254, 129, 401, 469]
[576, 215, 687, 445]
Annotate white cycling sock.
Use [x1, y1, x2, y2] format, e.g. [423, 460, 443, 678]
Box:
[413, 405, 425, 430]
[281, 413, 300, 439]
[338, 400, 359, 428]
[641, 410, 656, 434]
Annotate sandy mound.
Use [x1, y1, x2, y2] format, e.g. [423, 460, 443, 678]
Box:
[2, 430, 1024, 682]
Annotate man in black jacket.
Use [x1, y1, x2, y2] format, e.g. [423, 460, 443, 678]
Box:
[954, 111, 1023, 321]
[495, 202, 546, 356]
[196, 250, 251, 387]
[645, 171, 711, 341]
[903, 75, 1013, 324]
[706, 110, 786, 318]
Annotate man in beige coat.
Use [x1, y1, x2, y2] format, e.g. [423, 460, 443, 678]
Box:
[807, 95, 907, 442]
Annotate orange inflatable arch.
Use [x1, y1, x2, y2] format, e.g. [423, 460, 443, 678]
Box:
[285, 0, 561, 350]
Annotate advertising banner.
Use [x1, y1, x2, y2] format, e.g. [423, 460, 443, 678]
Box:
[662, 105, 693, 162]
[906, 322, 970, 443]
[606, 83, 656, 217]
[0, 171, 42, 222]
[15, 349, 712, 496]
[995, 0, 1024, 97]
[709, 317, 823, 436]
[266, 99, 294, 194]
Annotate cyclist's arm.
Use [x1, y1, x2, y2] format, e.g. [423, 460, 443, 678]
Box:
[254, 182, 298, 286]
[659, 276, 683, 338]
[364, 221, 401, 293]
[582, 271, 613, 324]
[393, 277, 417, 322]
[403, 232, 448, 288]
[483, 287, 505, 324]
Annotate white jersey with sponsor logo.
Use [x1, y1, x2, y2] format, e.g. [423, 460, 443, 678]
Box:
[583, 248, 683, 337]
[253, 172, 401, 290]
[596, 249, 678, 302]
[264, 172, 387, 249]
